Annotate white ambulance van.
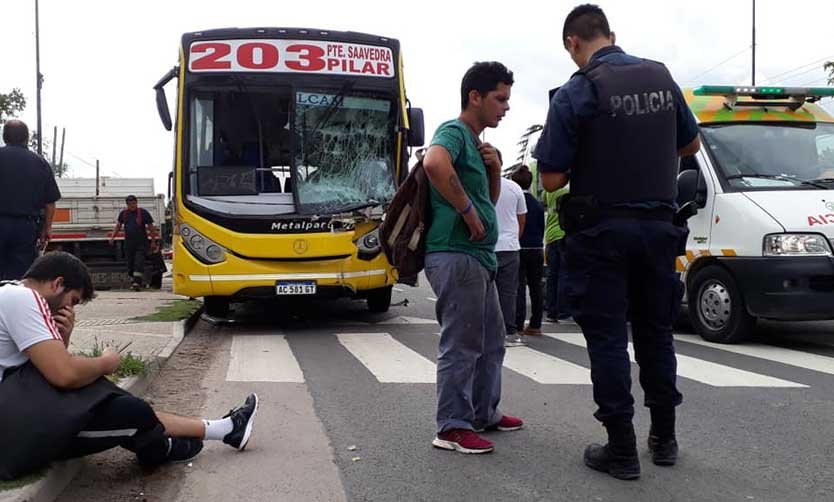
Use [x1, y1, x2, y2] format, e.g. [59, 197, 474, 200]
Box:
[677, 85, 834, 343]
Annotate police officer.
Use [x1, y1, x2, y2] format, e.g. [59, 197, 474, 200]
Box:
[0, 120, 61, 280]
[534, 4, 700, 480]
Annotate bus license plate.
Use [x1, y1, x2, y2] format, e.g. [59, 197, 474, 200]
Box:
[276, 281, 316, 295]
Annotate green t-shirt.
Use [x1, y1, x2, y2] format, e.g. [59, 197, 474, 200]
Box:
[543, 186, 569, 244]
[426, 119, 498, 271]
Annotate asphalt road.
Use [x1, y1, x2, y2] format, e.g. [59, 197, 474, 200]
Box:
[58, 278, 834, 502]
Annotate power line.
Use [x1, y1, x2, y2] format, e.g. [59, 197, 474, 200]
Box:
[765, 54, 834, 81]
[685, 47, 751, 83]
[773, 64, 829, 84]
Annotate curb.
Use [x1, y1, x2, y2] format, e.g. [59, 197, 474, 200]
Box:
[1, 304, 205, 502]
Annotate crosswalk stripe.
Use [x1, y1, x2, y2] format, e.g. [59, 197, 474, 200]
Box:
[675, 335, 834, 376]
[226, 335, 305, 383]
[545, 333, 807, 388]
[337, 333, 437, 383]
[503, 347, 591, 384]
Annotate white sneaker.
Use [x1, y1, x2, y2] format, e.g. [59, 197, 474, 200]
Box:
[505, 334, 527, 347]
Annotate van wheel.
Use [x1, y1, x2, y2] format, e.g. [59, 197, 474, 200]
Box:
[204, 296, 230, 318]
[688, 266, 754, 344]
[366, 287, 392, 313]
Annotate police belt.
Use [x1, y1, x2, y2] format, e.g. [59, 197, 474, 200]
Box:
[598, 207, 674, 222]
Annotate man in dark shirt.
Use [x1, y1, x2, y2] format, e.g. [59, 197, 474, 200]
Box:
[109, 195, 156, 290]
[511, 166, 546, 336]
[0, 120, 61, 280]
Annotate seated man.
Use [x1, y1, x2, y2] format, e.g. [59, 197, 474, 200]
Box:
[0, 252, 259, 481]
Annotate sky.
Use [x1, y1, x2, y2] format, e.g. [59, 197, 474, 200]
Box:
[2, 0, 833, 198]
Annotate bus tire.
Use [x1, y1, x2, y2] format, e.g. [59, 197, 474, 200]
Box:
[204, 296, 230, 318]
[366, 287, 392, 313]
[688, 265, 754, 344]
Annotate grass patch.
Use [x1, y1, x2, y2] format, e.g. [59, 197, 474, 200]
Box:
[0, 467, 46, 491]
[131, 299, 201, 323]
[76, 338, 151, 380]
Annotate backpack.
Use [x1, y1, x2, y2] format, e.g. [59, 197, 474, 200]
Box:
[380, 149, 432, 287]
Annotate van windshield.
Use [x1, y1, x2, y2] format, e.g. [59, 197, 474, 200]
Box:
[701, 122, 834, 190]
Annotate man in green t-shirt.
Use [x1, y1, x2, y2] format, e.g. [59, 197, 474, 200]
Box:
[542, 185, 569, 321]
[422, 61, 523, 455]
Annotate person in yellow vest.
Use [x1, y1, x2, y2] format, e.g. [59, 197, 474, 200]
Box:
[542, 185, 570, 322]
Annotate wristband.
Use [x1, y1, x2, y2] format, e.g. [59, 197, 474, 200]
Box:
[459, 200, 474, 215]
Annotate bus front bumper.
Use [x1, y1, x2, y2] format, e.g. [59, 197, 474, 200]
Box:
[171, 240, 395, 300]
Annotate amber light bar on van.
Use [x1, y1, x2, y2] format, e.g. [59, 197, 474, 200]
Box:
[693, 85, 834, 101]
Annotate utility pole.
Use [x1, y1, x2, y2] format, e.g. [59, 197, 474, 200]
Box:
[51, 126, 57, 166]
[58, 128, 65, 171]
[752, 0, 756, 86]
[35, 0, 44, 156]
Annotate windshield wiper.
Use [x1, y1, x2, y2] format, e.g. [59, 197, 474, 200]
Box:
[725, 173, 827, 189]
[804, 177, 834, 186]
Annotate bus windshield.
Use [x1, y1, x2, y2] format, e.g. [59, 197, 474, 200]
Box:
[186, 86, 396, 215]
[701, 122, 834, 190]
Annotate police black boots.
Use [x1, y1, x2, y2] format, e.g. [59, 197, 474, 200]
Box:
[648, 407, 678, 466]
[584, 421, 640, 480]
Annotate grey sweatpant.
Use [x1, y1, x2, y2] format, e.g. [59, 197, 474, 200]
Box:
[425, 252, 506, 433]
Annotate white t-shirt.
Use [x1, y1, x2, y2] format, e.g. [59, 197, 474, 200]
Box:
[494, 177, 527, 252]
[0, 283, 62, 382]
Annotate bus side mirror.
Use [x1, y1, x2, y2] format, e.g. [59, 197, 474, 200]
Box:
[407, 108, 425, 147]
[156, 87, 173, 131]
[677, 168, 707, 208]
[154, 66, 178, 132]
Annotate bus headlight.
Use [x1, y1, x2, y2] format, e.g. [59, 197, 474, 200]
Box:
[180, 224, 227, 264]
[763, 234, 832, 257]
[357, 228, 382, 261]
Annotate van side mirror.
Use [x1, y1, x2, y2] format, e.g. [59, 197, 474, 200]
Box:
[677, 169, 707, 208]
[407, 107, 425, 147]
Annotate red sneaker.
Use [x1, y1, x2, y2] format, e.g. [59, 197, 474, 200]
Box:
[484, 415, 524, 432]
[432, 429, 495, 454]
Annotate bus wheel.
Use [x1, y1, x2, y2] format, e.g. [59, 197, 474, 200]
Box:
[688, 265, 754, 344]
[366, 287, 392, 313]
[204, 296, 230, 318]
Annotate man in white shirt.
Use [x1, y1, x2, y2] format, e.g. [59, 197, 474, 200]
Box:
[0, 252, 259, 481]
[494, 176, 527, 346]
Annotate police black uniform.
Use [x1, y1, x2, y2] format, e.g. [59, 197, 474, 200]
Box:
[534, 45, 699, 478]
[0, 144, 61, 280]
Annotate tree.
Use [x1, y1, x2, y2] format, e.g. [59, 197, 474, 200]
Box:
[0, 88, 26, 124]
[826, 61, 833, 86]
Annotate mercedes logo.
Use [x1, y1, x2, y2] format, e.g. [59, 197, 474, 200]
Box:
[293, 239, 309, 255]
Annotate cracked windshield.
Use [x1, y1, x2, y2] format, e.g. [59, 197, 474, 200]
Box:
[186, 89, 396, 215]
[702, 123, 834, 189]
[293, 90, 396, 214]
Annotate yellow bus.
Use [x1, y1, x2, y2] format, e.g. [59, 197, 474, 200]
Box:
[154, 28, 424, 317]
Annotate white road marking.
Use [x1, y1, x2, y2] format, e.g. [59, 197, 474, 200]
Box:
[226, 335, 305, 383]
[393, 287, 405, 292]
[337, 333, 437, 383]
[378, 316, 438, 325]
[427, 297, 438, 302]
[502, 346, 591, 384]
[545, 333, 807, 388]
[676, 334, 834, 376]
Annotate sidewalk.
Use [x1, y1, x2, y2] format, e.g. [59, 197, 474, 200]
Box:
[0, 290, 202, 502]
